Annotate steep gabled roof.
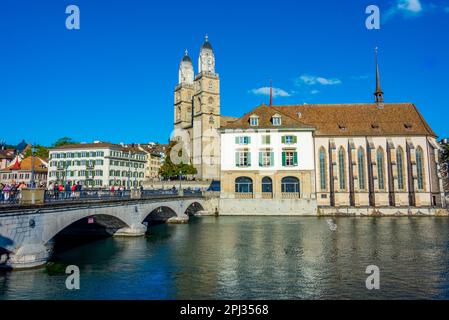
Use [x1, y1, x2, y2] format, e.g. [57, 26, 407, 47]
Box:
[221, 103, 436, 137]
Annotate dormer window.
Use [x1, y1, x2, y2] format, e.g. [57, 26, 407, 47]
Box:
[249, 115, 259, 126]
[371, 123, 380, 130]
[404, 123, 413, 130]
[272, 114, 282, 126]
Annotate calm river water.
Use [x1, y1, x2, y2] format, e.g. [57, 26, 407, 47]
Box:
[1, 216, 449, 300]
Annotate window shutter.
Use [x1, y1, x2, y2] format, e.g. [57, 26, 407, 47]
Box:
[282, 152, 286, 166]
[270, 152, 274, 166]
[235, 137, 239, 144]
[267, 135, 271, 144]
[235, 152, 239, 167]
[259, 152, 263, 166]
[281, 136, 286, 144]
[247, 137, 251, 144]
[247, 152, 251, 166]
[293, 152, 298, 166]
[293, 136, 297, 143]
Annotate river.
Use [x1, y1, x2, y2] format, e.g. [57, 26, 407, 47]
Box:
[1, 216, 449, 299]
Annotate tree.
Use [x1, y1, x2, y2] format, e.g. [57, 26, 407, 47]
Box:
[158, 140, 197, 179]
[24, 145, 49, 159]
[52, 137, 78, 148]
[440, 139, 449, 193]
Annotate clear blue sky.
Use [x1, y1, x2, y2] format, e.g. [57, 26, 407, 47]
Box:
[1, 0, 448, 146]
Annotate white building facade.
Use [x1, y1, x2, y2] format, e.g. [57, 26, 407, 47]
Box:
[47, 142, 147, 188]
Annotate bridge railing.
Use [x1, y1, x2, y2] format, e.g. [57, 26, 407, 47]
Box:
[44, 189, 132, 203]
[0, 188, 204, 207]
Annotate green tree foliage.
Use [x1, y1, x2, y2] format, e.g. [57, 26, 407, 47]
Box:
[52, 137, 78, 148]
[440, 139, 449, 192]
[24, 145, 50, 159]
[158, 141, 197, 179]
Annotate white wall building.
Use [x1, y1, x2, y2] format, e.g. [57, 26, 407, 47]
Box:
[47, 142, 147, 188]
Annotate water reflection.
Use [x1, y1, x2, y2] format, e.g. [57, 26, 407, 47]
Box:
[1, 217, 449, 299]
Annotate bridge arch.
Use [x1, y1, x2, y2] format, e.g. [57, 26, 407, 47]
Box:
[43, 212, 132, 245]
[142, 206, 178, 226]
[184, 202, 205, 216]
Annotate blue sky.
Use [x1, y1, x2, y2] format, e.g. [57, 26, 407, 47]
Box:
[1, 0, 448, 146]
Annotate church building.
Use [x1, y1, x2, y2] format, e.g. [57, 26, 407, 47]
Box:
[173, 36, 236, 181]
[218, 50, 445, 214]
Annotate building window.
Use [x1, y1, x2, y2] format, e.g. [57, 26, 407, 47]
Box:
[262, 177, 272, 193]
[282, 150, 298, 167]
[235, 151, 251, 167]
[416, 147, 424, 190]
[259, 150, 273, 167]
[397, 147, 405, 190]
[319, 147, 327, 190]
[282, 135, 297, 144]
[249, 116, 259, 126]
[261, 135, 271, 144]
[338, 147, 346, 190]
[377, 148, 385, 190]
[281, 176, 300, 193]
[235, 177, 253, 193]
[235, 136, 251, 145]
[358, 148, 365, 190]
[272, 115, 282, 126]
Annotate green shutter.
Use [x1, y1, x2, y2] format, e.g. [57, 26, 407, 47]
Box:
[293, 136, 297, 143]
[247, 137, 251, 144]
[235, 137, 239, 144]
[247, 152, 251, 166]
[282, 152, 286, 166]
[235, 152, 239, 167]
[293, 152, 298, 166]
[281, 136, 286, 143]
[259, 152, 263, 166]
[267, 135, 271, 144]
[270, 152, 274, 166]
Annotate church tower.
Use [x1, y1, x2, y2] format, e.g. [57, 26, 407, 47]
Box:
[192, 35, 221, 180]
[174, 50, 194, 130]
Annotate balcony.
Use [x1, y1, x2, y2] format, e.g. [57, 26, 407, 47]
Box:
[282, 192, 300, 199]
[235, 192, 253, 199]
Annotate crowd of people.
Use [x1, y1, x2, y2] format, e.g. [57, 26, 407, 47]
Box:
[0, 182, 46, 203]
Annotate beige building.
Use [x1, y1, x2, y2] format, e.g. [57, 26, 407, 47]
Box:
[0, 156, 48, 186]
[138, 143, 165, 180]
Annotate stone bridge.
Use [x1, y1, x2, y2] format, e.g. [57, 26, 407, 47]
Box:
[0, 196, 205, 269]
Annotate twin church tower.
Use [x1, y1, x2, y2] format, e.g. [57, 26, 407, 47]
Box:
[173, 35, 222, 180]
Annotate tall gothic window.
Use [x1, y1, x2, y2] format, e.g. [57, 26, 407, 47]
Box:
[416, 147, 424, 190]
[338, 147, 346, 190]
[319, 147, 326, 190]
[397, 147, 405, 190]
[357, 148, 365, 190]
[377, 148, 385, 190]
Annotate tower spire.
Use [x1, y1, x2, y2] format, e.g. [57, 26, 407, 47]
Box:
[374, 47, 384, 104]
[269, 79, 273, 106]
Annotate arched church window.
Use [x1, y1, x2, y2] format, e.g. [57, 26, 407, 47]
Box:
[416, 147, 425, 190]
[319, 147, 326, 190]
[397, 147, 405, 190]
[338, 147, 346, 190]
[209, 116, 214, 124]
[377, 148, 385, 190]
[358, 148, 365, 190]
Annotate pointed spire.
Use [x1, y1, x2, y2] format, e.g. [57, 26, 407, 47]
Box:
[374, 47, 384, 104]
[184, 49, 188, 56]
[269, 79, 273, 106]
[205, 34, 209, 42]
